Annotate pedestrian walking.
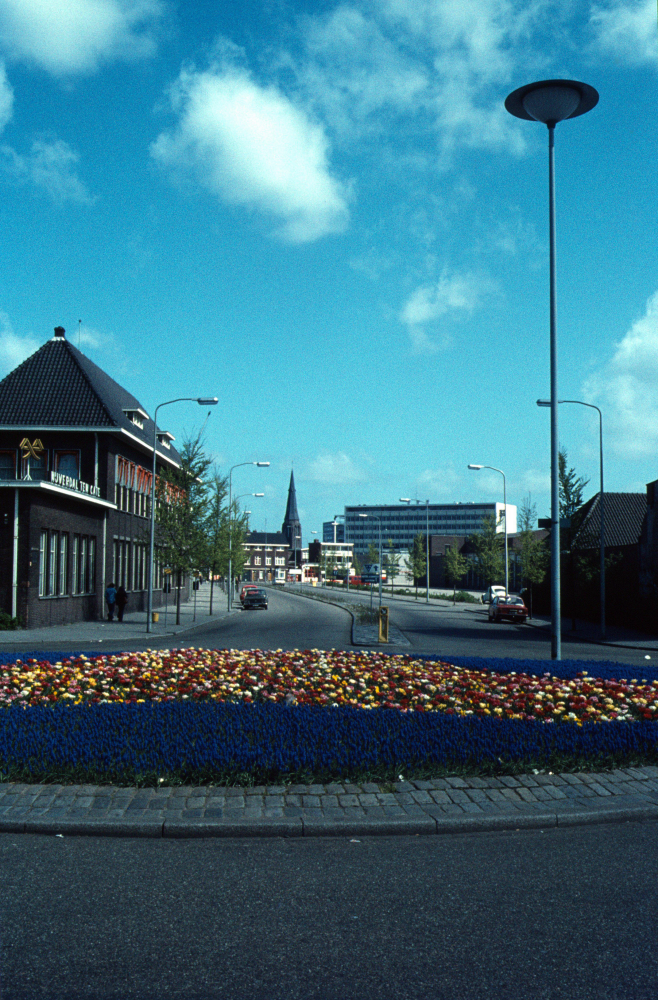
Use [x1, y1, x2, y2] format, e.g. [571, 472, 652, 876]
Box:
[115, 585, 128, 622]
[105, 582, 116, 621]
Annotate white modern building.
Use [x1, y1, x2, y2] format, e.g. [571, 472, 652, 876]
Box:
[345, 502, 516, 555]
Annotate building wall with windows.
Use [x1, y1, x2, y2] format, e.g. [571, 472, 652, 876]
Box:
[243, 531, 290, 582]
[344, 502, 517, 556]
[0, 327, 187, 628]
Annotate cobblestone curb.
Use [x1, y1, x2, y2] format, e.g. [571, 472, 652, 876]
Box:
[2, 766, 657, 838]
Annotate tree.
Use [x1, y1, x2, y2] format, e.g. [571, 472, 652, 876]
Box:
[366, 542, 380, 566]
[444, 544, 468, 604]
[156, 431, 212, 624]
[383, 539, 401, 595]
[468, 514, 504, 589]
[517, 496, 548, 619]
[559, 448, 590, 630]
[406, 533, 426, 599]
[203, 471, 229, 614]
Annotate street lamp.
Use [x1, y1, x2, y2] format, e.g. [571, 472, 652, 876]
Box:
[537, 398, 605, 639]
[333, 514, 349, 590]
[468, 465, 508, 597]
[147, 396, 218, 633]
[400, 498, 430, 603]
[227, 462, 269, 610]
[359, 513, 382, 607]
[506, 79, 598, 660]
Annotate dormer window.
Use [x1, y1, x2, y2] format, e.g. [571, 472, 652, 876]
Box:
[123, 406, 149, 430]
[157, 431, 175, 450]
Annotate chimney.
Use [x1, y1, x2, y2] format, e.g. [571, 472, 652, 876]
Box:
[54, 326, 65, 339]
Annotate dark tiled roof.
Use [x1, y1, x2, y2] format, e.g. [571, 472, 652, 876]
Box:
[246, 532, 289, 545]
[573, 493, 647, 549]
[0, 335, 181, 464]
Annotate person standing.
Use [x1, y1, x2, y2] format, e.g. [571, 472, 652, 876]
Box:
[105, 582, 116, 621]
[115, 585, 128, 622]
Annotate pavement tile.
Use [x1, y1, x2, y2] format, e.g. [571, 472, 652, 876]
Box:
[266, 785, 288, 795]
[284, 795, 301, 807]
[410, 790, 433, 804]
[180, 809, 205, 819]
[357, 794, 378, 807]
[499, 788, 523, 803]
[465, 777, 490, 789]
[587, 783, 612, 797]
[202, 809, 225, 819]
[381, 806, 406, 818]
[445, 777, 468, 788]
[324, 783, 346, 795]
[376, 793, 398, 806]
[263, 808, 285, 818]
[439, 803, 466, 815]
[428, 790, 451, 805]
[393, 782, 416, 792]
[516, 775, 539, 788]
[465, 788, 489, 804]
[446, 790, 470, 804]
[338, 794, 360, 807]
[498, 776, 521, 788]
[393, 792, 415, 805]
[560, 773, 588, 784]
[245, 786, 267, 796]
[282, 806, 304, 818]
[430, 778, 451, 790]
[361, 783, 380, 794]
[302, 796, 322, 809]
[460, 801, 484, 814]
[343, 784, 363, 795]
[411, 780, 436, 790]
[542, 786, 567, 800]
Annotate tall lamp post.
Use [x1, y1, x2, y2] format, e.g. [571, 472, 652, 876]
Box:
[227, 462, 269, 610]
[400, 498, 430, 602]
[506, 79, 599, 660]
[468, 465, 508, 597]
[537, 398, 605, 640]
[147, 396, 218, 634]
[359, 513, 382, 607]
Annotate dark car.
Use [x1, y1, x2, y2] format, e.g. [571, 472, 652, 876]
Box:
[240, 584, 259, 606]
[242, 588, 268, 610]
[488, 595, 528, 623]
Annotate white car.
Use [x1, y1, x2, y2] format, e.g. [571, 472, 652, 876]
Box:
[481, 585, 506, 605]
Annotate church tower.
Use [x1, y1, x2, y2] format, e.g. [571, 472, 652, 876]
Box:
[282, 470, 302, 565]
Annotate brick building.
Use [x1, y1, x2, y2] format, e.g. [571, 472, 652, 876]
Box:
[0, 326, 186, 627]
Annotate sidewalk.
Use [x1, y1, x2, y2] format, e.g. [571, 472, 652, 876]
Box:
[1, 766, 657, 840]
[0, 582, 235, 648]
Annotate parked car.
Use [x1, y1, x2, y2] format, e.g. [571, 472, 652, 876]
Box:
[488, 595, 528, 623]
[242, 588, 268, 610]
[481, 585, 506, 605]
[240, 584, 259, 606]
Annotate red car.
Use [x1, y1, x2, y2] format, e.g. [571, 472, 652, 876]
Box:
[240, 584, 259, 606]
[488, 595, 528, 623]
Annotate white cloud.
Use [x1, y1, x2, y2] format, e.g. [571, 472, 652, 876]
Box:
[308, 452, 366, 483]
[0, 62, 12, 133]
[582, 290, 658, 458]
[400, 268, 497, 352]
[0, 0, 163, 75]
[292, 0, 545, 162]
[0, 138, 94, 204]
[589, 0, 657, 65]
[151, 60, 351, 243]
[0, 313, 39, 376]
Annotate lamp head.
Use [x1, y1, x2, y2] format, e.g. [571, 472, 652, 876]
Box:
[468, 464, 483, 470]
[253, 493, 265, 497]
[359, 513, 368, 518]
[197, 397, 218, 405]
[536, 399, 551, 407]
[256, 461, 270, 467]
[399, 497, 411, 503]
[505, 79, 598, 127]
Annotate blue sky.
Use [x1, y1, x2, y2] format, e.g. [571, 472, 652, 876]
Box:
[0, 0, 656, 545]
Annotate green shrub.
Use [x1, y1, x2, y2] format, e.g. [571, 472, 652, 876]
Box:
[0, 611, 20, 631]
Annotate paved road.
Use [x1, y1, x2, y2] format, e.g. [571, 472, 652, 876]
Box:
[2, 820, 657, 999]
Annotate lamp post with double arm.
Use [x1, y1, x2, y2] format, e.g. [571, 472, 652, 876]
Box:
[359, 513, 382, 607]
[147, 396, 218, 634]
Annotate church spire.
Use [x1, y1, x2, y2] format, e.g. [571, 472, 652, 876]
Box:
[282, 470, 301, 560]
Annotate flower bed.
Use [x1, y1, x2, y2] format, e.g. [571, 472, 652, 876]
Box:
[0, 648, 656, 786]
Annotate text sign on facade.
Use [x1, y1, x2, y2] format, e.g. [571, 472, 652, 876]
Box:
[50, 470, 101, 498]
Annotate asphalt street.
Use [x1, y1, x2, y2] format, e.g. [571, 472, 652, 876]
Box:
[1, 586, 656, 669]
[1, 820, 657, 999]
